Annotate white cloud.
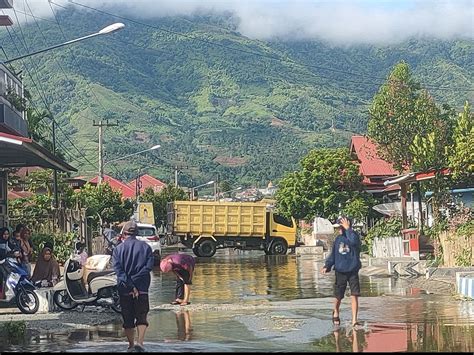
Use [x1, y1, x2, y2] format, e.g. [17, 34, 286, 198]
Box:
[5, 0, 474, 45]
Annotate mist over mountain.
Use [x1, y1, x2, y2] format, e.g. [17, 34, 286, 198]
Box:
[1, 5, 472, 187]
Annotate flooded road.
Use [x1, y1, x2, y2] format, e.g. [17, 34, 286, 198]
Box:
[2, 250, 474, 352]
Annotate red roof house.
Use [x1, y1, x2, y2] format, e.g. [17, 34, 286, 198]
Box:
[128, 174, 167, 194]
[350, 136, 399, 194]
[89, 174, 136, 199]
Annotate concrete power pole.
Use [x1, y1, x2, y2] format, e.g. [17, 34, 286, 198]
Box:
[93, 120, 118, 183]
[175, 166, 178, 187]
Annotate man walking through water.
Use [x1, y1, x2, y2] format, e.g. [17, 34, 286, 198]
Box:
[113, 220, 154, 352]
[321, 216, 362, 328]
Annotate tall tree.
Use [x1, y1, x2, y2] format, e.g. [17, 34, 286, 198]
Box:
[275, 148, 371, 221]
[449, 101, 474, 185]
[140, 185, 188, 227]
[74, 183, 133, 226]
[367, 61, 441, 173]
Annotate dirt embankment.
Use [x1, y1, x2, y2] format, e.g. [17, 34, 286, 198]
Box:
[0, 308, 120, 335]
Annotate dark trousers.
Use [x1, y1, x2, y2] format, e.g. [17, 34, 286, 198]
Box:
[176, 277, 184, 300]
[175, 269, 192, 299]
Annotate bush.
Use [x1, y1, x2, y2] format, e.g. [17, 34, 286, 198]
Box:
[363, 216, 403, 255]
[31, 232, 76, 264]
[1, 320, 26, 342]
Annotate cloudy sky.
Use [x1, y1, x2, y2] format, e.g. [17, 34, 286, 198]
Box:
[4, 0, 474, 45]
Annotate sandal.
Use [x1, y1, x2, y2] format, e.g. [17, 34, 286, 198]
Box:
[180, 301, 191, 306]
[332, 311, 340, 325]
[352, 321, 362, 328]
[171, 300, 181, 305]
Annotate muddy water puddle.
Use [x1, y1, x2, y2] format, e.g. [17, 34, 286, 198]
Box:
[3, 251, 474, 352]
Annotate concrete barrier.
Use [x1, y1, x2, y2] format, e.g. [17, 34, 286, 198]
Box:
[387, 260, 427, 277]
[456, 272, 474, 300]
[35, 287, 55, 313]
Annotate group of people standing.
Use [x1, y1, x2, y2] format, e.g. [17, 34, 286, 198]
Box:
[0, 224, 61, 297]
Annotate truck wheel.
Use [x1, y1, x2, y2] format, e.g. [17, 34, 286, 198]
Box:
[270, 239, 288, 255]
[197, 239, 217, 257]
[192, 247, 201, 257]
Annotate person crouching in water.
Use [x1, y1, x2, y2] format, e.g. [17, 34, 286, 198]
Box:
[160, 253, 195, 306]
[321, 216, 362, 328]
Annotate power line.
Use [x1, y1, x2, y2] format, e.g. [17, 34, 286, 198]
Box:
[93, 120, 119, 183]
[6, 7, 98, 169]
[46, 0, 114, 117]
[61, 0, 473, 93]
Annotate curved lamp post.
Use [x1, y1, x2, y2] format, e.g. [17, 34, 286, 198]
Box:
[104, 144, 160, 166]
[216, 186, 242, 200]
[191, 180, 215, 201]
[4, 23, 125, 64]
[1, 22, 125, 208]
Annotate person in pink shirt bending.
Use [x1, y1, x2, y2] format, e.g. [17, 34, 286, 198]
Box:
[160, 253, 195, 306]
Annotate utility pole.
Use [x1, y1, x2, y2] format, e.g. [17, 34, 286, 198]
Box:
[175, 166, 178, 187]
[93, 120, 118, 183]
[173, 164, 190, 188]
[136, 168, 142, 202]
[52, 120, 59, 210]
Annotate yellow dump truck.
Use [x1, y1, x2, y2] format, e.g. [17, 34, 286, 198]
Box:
[166, 201, 297, 257]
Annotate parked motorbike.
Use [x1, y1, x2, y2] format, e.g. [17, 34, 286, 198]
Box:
[52, 255, 121, 313]
[0, 258, 39, 314]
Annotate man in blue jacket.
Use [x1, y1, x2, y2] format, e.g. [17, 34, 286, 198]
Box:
[113, 220, 154, 352]
[321, 216, 362, 328]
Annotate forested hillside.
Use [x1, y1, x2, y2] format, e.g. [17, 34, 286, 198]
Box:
[1, 7, 472, 187]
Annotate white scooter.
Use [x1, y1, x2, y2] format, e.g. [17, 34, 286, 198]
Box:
[53, 255, 121, 313]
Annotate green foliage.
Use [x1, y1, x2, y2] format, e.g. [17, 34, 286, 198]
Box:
[30, 232, 76, 264]
[1, 9, 470, 186]
[1, 320, 26, 342]
[140, 185, 188, 227]
[449, 102, 474, 184]
[275, 148, 366, 220]
[341, 192, 378, 222]
[364, 217, 403, 255]
[3, 87, 27, 112]
[74, 183, 133, 227]
[368, 61, 443, 173]
[8, 195, 53, 233]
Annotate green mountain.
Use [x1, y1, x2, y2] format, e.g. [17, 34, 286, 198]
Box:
[1, 8, 472, 188]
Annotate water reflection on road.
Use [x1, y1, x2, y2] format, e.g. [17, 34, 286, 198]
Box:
[3, 250, 474, 352]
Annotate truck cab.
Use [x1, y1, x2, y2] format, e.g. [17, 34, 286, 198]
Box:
[267, 213, 297, 255]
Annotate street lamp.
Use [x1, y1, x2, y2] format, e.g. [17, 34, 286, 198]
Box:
[191, 180, 215, 201]
[1, 22, 125, 210]
[4, 23, 125, 64]
[216, 186, 242, 200]
[101, 144, 160, 183]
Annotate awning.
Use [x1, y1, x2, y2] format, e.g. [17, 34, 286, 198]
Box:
[0, 132, 76, 172]
[383, 168, 450, 186]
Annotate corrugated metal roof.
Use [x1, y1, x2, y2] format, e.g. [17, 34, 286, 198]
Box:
[89, 175, 135, 199]
[128, 174, 166, 192]
[351, 136, 398, 177]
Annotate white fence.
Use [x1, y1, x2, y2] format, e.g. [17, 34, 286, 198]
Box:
[372, 236, 404, 258]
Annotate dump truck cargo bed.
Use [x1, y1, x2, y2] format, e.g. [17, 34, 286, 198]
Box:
[169, 200, 268, 237]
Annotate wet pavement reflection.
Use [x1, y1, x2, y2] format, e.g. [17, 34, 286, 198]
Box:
[2, 249, 474, 352]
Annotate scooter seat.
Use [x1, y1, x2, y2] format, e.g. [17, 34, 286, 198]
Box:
[87, 270, 114, 284]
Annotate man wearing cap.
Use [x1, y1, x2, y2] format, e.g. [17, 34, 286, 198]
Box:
[321, 216, 362, 328]
[113, 220, 154, 353]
